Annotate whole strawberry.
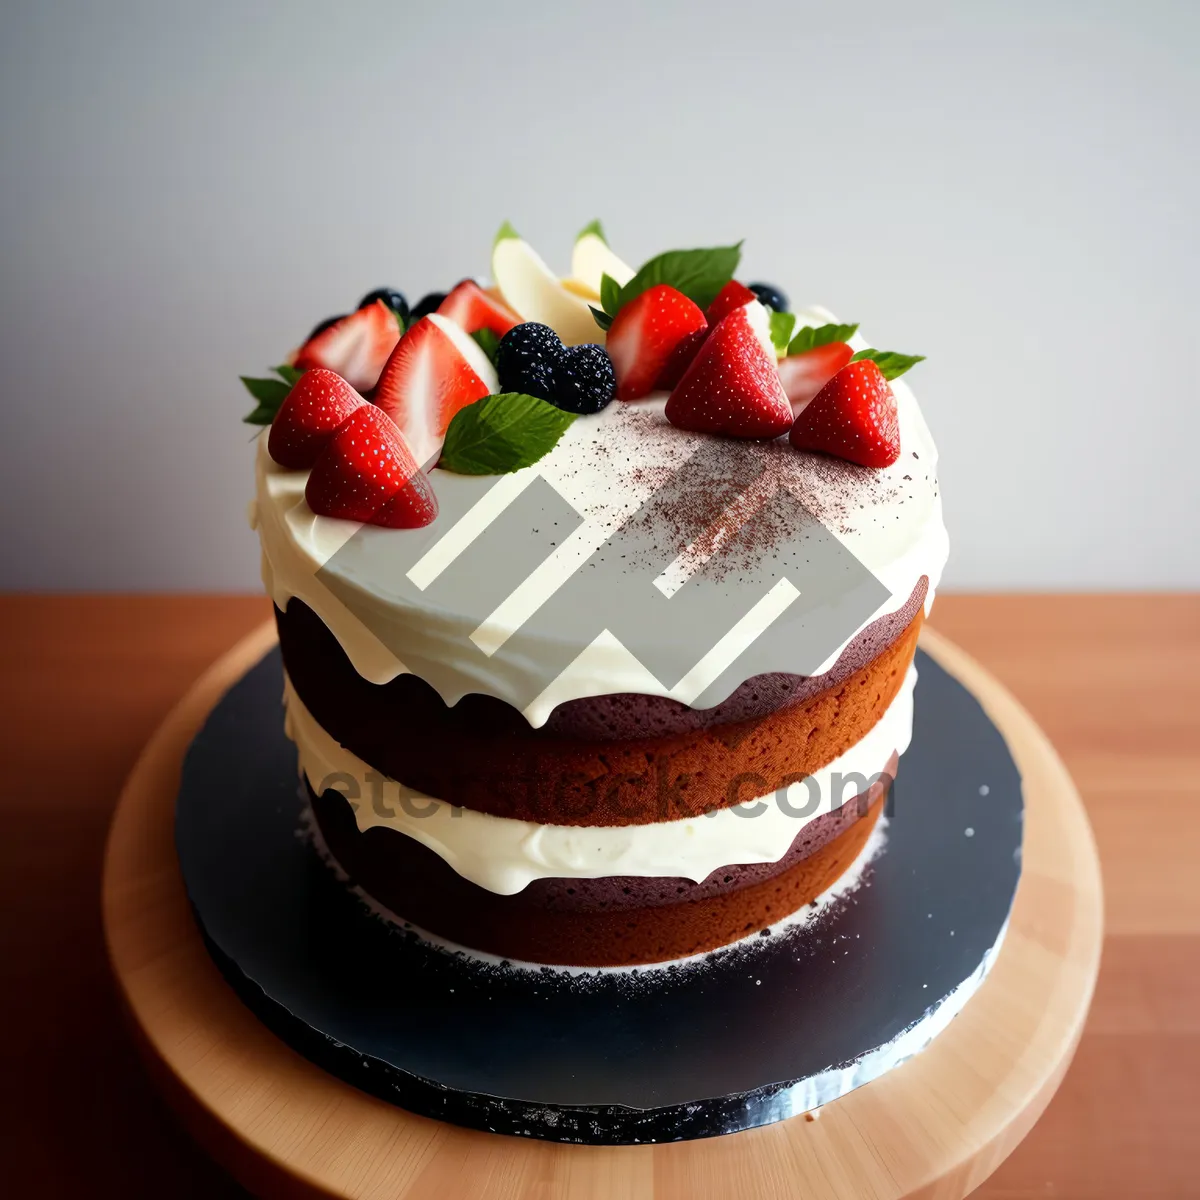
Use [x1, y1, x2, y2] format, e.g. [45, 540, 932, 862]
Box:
[267, 368, 365, 469]
[305, 405, 438, 528]
[788, 359, 900, 468]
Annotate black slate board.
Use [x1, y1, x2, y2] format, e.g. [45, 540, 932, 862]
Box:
[176, 648, 1022, 1143]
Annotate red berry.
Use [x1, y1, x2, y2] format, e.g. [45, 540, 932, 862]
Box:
[777, 342, 856, 414]
[664, 301, 793, 439]
[267, 368, 365, 469]
[788, 359, 901, 468]
[605, 284, 708, 401]
[305, 406, 437, 528]
[436, 280, 521, 338]
[294, 300, 402, 393]
[704, 280, 757, 327]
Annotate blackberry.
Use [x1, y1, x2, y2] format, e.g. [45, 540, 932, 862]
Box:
[495, 322, 563, 403]
[555, 344, 616, 414]
[748, 282, 789, 313]
[358, 288, 409, 322]
[409, 291, 448, 321]
[307, 312, 348, 339]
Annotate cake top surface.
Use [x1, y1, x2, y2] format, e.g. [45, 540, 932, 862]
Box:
[246, 223, 948, 724]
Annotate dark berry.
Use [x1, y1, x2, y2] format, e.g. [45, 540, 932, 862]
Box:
[748, 282, 789, 313]
[358, 288, 409, 322]
[555, 344, 616, 414]
[307, 313, 348, 339]
[495, 322, 564, 403]
[409, 291, 447, 322]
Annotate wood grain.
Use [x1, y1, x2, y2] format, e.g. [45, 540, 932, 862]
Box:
[1, 594, 1195, 1197]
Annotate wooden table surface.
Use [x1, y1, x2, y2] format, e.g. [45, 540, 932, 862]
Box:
[1, 594, 1197, 1198]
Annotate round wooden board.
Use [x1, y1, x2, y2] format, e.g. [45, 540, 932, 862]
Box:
[102, 622, 1102, 1200]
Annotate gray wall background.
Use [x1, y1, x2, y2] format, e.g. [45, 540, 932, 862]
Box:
[2, 0, 1197, 591]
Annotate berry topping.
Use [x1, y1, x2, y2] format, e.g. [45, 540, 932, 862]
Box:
[436, 280, 522, 338]
[788, 359, 901, 468]
[777, 341, 856, 413]
[748, 282, 789, 312]
[664, 300, 793, 439]
[494, 322, 615, 414]
[305, 406, 438, 528]
[555, 343, 617, 414]
[294, 300, 402, 394]
[495, 322, 563, 403]
[705, 280, 758, 327]
[604, 284, 708, 401]
[358, 288, 409, 322]
[267, 368, 365, 469]
[409, 291, 448, 322]
[373, 312, 498, 466]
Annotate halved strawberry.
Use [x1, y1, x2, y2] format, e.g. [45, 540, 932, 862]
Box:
[605, 284, 708, 401]
[267, 368, 365, 469]
[294, 300, 402, 393]
[436, 280, 521, 337]
[777, 342, 856, 414]
[373, 313, 498, 466]
[788, 359, 900, 468]
[305, 406, 438, 528]
[705, 280, 757, 326]
[665, 300, 793, 439]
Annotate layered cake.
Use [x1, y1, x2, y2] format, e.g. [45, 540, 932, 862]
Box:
[244, 223, 947, 968]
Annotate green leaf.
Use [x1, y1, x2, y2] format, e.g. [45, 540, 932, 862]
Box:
[240, 375, 292, 425]
[590, 305, 614, 331]
[471, 327, 501, 365]
[769, 310, 796, 354]
[439, 393, 576, 475]
[787, 322, 859, 356]
[273, 364, 304, 386]
[599, 272, 622, 317]
[576, 218, 607, 244]
[849, 348, 926, 380]
[493, 220, 519, 248]
[617, 243, 742, 314]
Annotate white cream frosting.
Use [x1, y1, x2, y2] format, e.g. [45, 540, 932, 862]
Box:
[282, 663, 916, 895]
[251, 308, 948, 726]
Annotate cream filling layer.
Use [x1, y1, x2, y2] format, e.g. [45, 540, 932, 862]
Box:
[251, 308, 948, 728]
[284, 664, 916, 896]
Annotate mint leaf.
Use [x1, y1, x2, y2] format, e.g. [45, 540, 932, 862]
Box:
[471, 327, 501, 365]
[769, 310, 796, 354]
[849, 348, 926, 380]
[439, 393, 576, 475]
[240, 375, 292, 425]
[273, 364, 304, 386]
[618, 244, 742, 314]
[787, 322, 859, 356]
[600, 272, 622, 317]
[590, 305, 614, 331]
[494, 220, 519, 247]
[577, 218, 607, 244]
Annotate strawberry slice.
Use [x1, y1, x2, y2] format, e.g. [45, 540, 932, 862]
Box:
[305, 405, 438, 528]
[777, 342, 856, 414]
[705, 280, 757, 326]
[436, 280, 521, 337]
[789, 359, 900, 468]
[267, 368, 365, 469]
[294, 300, 402, 393]
[373, 313, 498, 466]
[665, 300, 793, 439]
[605, 284, 708, 401]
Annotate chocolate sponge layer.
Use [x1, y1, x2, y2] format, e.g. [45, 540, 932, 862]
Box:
[279, 593, 922, 825]
[311, 767, 891, 967]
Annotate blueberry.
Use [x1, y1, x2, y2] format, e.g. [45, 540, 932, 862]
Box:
[307, 312, 348, 339]
[358, 288, 409, 321]
[495, 322, 564, 403]
[408, 291, 447, 322]
[748, 282, 789, 313]
[555, 344, 616, 414]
